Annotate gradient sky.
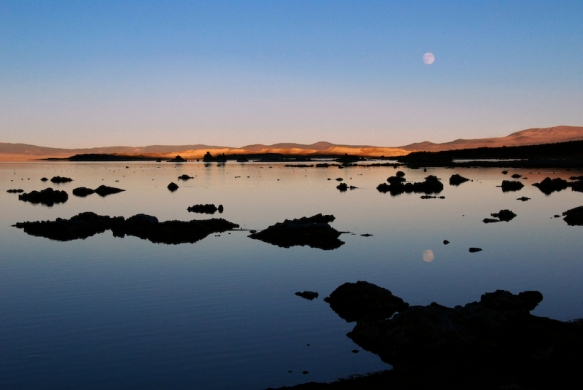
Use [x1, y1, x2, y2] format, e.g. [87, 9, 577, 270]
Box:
[1, 1, 582, 148]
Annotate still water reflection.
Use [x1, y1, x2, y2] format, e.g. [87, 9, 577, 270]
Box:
[1, 161, 582, 389]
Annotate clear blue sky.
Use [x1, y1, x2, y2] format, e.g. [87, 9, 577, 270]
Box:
[1, 0, 582, 148]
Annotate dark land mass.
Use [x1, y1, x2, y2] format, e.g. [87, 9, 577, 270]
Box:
[249, 214, 344, 250]
[13, 212, 239, 244]
[398, 139, 583, 168]
[267, 282, 583, 390]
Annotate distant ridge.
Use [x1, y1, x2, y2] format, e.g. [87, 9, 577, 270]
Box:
[400, 125, 583, 152]
[1, 125, 582, 161]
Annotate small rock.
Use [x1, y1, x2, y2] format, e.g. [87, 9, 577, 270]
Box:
[469, 247, 482, 253]
[517, 197, 530, 201]
[443, 240, 450, 244]
[167, 182, 179, 191]
[295, 291, 319, 300]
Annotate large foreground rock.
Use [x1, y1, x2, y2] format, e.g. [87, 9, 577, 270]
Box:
[324, 281, 409, 322]
[249, 214, 343, 250]
[18, 188, 68, 206]
[13, 212, 239, 244]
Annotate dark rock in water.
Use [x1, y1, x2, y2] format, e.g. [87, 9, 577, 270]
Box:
[72, 187, 95, 197]
[533, 177, 569, 195]
[335, 178, 343, 182]
[178, 174, 193, 180]
[343, 285, 549, 367]
[387, 175, 406, 184]
[517, 196, 530, 201]
[571, 180, 583, 193]
[511, 173, 522, 178]
[13, 212, 118, 241]
[500, 180, 524, 192]
[73, 185, 125, 197]
[167, 182, 179, 191]
[13, 212, 239, 244]
[377, 175, 443, 195]
[18, 188, 68, 206]
[295, 291, 319, 300]
[249, 214, 343, 250]
[395, 171, 405, 177]
[50, 176, 73, 183]
[492, 209, 516, 222]
[187, 204, 221, 214]
[361, 233, 373, 237]
[41, 177, 48, 182]
[483, 218, 499, 223]
[469, 247, 482, 253]
[502, 170, 508, 174]
[94, 185, 125, 197]
[449, 174, 470, 185]
[563, 206, 583, 226]
[443, 240, 449, 244]
[336, 183, 357, 191]
[7, 189, 24, 193]
[324, 281, 409, 322]
[167, 155, 187, 162]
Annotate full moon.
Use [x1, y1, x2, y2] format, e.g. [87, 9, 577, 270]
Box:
[423, 52, 435, 65]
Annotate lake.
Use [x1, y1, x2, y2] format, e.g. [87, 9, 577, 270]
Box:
[1, 161, 582, 389]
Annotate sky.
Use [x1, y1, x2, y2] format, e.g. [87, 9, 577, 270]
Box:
[1, 0, 582, 148]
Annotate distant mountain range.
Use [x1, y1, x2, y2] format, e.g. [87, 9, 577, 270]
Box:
[1, 125, 582, 161]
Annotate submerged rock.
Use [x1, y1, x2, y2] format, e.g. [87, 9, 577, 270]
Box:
[295, 291, 319, 300]
[533, 177, 570, 195]
[563, 206, 583, 226]
[13, 212, 239, 244]
[187, 204, 224, 214]
[249, 214, 343, 250]
[324, 281, 409, 322]
[449, 174, 470, 185]
[18, 188, 68, 206]
[500, 180, 524, 192]
[50, 176, 73, 183]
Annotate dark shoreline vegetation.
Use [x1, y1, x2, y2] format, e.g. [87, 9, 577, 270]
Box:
[267, 282, 583, 390]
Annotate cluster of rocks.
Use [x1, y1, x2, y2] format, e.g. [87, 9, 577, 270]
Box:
[249, 214, 344, 250]
[72, 185, 125, 197]
[483, 209, 517, 223]
[13, 212, 239, 244]
[533, 176, 583, 195]
[377, 173, 444, 195]
[18, 188, 68, 206]
[187, 204, 224, 214]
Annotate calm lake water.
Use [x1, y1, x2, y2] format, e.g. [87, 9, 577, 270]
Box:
[1, 161, 582, 389]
